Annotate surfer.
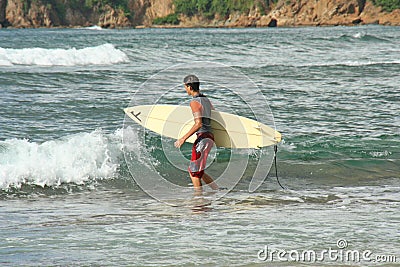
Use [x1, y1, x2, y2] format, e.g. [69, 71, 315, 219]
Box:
[174, 75, 219, 191]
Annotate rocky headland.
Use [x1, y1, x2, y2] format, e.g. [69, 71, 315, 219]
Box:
[0, 0, 399, 28]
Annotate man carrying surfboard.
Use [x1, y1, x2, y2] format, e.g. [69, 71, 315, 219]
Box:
[174, 75, 219, 191]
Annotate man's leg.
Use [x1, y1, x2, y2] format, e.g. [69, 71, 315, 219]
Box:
[201, 172, 219, 190]
[189, 172, 202, 191]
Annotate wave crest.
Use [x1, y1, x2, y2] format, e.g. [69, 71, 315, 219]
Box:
[0, 43, 129, 66]
[0, 130, 122, 190]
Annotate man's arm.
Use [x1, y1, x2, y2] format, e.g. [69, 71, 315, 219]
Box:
[174, 101, 202, 148]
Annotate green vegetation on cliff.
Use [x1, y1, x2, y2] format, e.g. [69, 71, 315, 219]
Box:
[372, 0, 400, 12]
[153, 13, 180, 25]
[174, 0, 279, 19]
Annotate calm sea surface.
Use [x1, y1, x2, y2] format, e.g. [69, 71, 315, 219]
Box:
[0, 26, 399, 266]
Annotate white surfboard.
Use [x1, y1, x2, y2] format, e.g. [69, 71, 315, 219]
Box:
[124, 105, 281, 149]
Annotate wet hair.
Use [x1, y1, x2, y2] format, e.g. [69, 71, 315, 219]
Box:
[183, 74, 200, 92]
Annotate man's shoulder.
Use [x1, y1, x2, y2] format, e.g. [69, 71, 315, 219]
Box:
[190, 99, 202, 111]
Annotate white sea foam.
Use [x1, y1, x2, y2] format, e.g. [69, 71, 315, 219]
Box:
[84, 25, 103, 30]
[0, 43, 129, 66]
[0, 129, 123, 189]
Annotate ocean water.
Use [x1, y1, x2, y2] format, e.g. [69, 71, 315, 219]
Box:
[0, 26, 399, 266]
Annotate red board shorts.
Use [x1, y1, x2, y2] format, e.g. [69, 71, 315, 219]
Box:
[189, 132, 214, 178]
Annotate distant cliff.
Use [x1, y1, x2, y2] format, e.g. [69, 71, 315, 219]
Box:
[0, 0, 175, 28]
[264, 0, 400, 27]
[0, 0, 399, 28]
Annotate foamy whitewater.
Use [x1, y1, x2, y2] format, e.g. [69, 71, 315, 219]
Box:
[0, 129, 122, 189]
[0, 26, 399, 266]
[0, 43, 128, 66]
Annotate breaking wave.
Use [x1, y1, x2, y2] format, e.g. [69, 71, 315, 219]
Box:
[0, 129, 125, 190]
[0, 43, 129, 66]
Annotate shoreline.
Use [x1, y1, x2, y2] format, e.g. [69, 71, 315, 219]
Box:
[2, 21, 398, 30]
